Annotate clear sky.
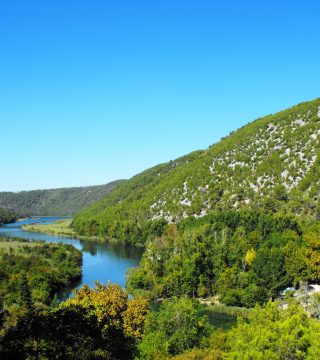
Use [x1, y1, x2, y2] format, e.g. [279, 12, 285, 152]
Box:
[0, 0, 319, 191]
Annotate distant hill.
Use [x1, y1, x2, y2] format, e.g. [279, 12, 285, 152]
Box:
[0, 180, 125, 216]
[73, 98, 320, 244]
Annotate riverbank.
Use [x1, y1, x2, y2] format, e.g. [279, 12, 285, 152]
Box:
[22, 218, 145, 247]
[22, 218, 104, 242]
[23, 218, 75, 236]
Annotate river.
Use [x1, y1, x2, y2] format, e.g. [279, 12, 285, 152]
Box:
[0, 217, 143, 300]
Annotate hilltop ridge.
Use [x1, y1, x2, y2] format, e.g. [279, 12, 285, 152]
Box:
[73, 98, 320, 244]
[0, 180, 125, 216]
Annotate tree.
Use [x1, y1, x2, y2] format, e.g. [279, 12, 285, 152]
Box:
[122, 297, 149, 339]
[0, 305, 110, 359]
[226, 301, 320, 359]
[243, 248, 256, 271]
[1, 282, 149, 360]
[19, 273, 33, 312]
[63, 281, 149, 358]
[139, 298, 210, 358]
[284, 241, 307, 286]
[252, 247, 288, 299]
[304, 228, 320, 281]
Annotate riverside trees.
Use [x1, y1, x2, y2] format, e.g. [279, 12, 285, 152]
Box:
[127, 210, 320, 307]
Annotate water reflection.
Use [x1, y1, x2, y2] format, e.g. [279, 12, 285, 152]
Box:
[0, 217, 143, 299]
[81, 240, 98, 256]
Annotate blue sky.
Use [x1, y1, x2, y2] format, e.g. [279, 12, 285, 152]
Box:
[0, 0, 319, 191]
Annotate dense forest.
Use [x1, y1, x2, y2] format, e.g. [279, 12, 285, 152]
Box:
[127, 210, 320, 307]
[0, 208, 18, 225]
[73, 99, 320, 245]
[1, 280, 320, 359]
[0, 180, 125, 216]
[0, 237, 82, 308]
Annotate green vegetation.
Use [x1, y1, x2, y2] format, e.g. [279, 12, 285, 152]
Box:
[0, 207, 18, 225]
[1, 280, 320, 359]
[138, 297, 211, 359]
[197, 303, 249, 331]
[23, 219, 76, 237]
[0, 237, 82, 308]
[72, 151, 203, 245]
[22, 218, 111, 243]
[0, 282, 150, 359]
[171, 301, 320, 360]
[224, 301, 320, 359]
[73, 98, 320, 245]
[127, 209, 320, 307]
[2, 99, 320, 358]
[0, 180, 125, 216]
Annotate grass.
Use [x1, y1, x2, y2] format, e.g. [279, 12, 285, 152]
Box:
[22, 218, 136, 245]
[150, 299, 249, 331]
[0, 240, 40, 253]
[23, 219, 76, 237]
[197, 303, 250, 331]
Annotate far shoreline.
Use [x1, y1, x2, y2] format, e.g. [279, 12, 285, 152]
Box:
[22, 217, 145, 248]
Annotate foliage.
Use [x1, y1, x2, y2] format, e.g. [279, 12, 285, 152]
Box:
[2, 279, 320, 359]
[138, 297, 211, 359]
[1, 305, 110, 359]
[0, 237, 82, 308]
[63, 281, 149, 357]
[19, 272, 33, 312]
[0, 282, 149, 360]
[197, 303, 249, 331]
[170, 301, 320, 360]
[225, 301, 320, 359]
[123, 296, 150, 339]
[127, 210, 315, 307]
[0, 207, 18, 224]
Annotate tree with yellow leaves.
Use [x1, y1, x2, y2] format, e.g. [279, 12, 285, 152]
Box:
[63, 281, 149, 340]
[243, 248, 256, 271]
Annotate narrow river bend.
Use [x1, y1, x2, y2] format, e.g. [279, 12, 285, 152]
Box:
[0, 217, 143, 300]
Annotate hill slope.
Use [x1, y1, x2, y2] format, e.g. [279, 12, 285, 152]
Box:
[0, 180, 125, 216]
[73, 98, 320, 243]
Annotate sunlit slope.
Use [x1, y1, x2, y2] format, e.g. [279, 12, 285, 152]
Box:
[73, 98, 320, 243]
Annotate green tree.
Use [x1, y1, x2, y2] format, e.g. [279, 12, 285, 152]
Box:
[226, 301, 320, 359]
[284, 241, 307, 286]
[0, 305, 110, 359]
[252, 247, 288, 299]
[139, 297, 210, 359]
[19, 273, 33, 312]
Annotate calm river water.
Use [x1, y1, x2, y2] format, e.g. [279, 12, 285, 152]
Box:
[0, 217, 143, 299]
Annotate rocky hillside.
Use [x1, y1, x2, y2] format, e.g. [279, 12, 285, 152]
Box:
[0, 180, 125, 216]
[73, 98, 320, 243]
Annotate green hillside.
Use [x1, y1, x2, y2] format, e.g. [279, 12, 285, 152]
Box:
[73, 98, 320, 244]
[0, 180, 125, 216]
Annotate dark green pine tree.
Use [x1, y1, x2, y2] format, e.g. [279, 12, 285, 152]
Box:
[50, 293, 59, 308]
[19, 273, 33, 312]
[0, 297, 4, 327]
